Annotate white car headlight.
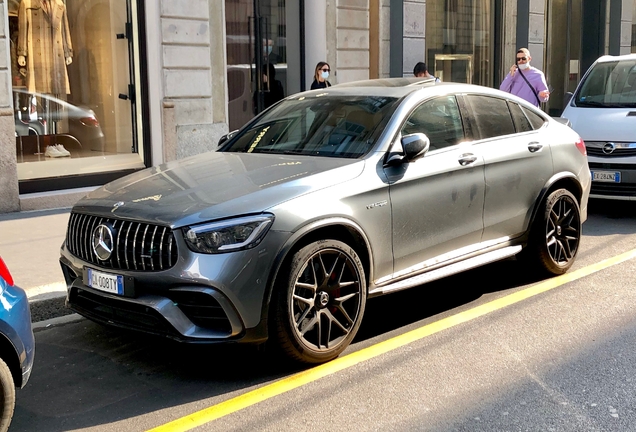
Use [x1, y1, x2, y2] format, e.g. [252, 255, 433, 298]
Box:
[183, 214, 274, 254]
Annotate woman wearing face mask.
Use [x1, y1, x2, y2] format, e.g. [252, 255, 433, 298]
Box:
[311, 62, 332, 90]
[499, 48, 550, 107]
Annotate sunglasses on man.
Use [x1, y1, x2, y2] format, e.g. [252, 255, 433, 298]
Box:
[516, 56, 528, 62]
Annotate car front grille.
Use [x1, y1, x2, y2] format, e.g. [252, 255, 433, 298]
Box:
[68, 287, 233, 338]
[168, 291, 232, 334]
[590, 183, 636, 197]
[586, 142, 636, 158]
[68, 287, 181, 337]
[66, 212, 178, 271]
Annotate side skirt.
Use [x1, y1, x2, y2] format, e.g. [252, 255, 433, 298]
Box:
[368, 245, 522, 297]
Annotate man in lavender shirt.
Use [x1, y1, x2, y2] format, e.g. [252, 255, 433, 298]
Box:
[500, 48, 550, 107]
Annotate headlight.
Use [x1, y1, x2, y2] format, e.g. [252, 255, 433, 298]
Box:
[183, 214, 274, 254]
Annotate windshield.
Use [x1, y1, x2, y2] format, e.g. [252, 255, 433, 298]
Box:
[574, 59, 636, 108]
[221, 95, 400, 158]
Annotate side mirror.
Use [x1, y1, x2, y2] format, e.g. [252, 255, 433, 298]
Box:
[217, 129, 239, 148]
[384, 133, 430, 167]
[402, 133, 430, 162]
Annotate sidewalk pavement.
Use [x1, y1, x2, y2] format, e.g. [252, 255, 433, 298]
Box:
[0, 208, 70, 303]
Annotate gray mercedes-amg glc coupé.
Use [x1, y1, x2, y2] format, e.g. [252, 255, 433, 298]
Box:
[60, 78, 591, 364]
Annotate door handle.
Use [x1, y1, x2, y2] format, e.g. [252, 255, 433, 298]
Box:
[458, 153, 477, 166]
[528, 142, 543, 152]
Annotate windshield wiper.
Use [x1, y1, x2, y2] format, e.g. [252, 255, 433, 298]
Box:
[575, 100, 605, 107]
[576, 100, 636, 108]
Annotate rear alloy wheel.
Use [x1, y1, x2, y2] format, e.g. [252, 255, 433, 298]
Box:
[271, 240, 366, 364]
[523, 188, 581, 275]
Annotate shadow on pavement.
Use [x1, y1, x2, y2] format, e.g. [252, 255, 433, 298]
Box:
[11, 258, 547, 431]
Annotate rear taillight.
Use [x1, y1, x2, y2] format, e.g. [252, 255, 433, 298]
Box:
[80, 116, 99, 127]
[575, 137, 586, 155]
[0, 257, 14, 287]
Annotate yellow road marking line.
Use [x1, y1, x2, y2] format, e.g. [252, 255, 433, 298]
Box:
[148, 248, 636, 432]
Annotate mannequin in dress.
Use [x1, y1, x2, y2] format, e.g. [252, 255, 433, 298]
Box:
[17, 0, 74, 157]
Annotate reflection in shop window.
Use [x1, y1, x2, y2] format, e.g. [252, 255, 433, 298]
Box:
[10, 0, 144, 181]
[425, 0, 492, 86]
[225, 0, 288, 131]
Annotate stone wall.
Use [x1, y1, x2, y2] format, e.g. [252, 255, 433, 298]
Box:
[528, 0, 546, 71]
[159, 0, 227, 161]
[620, 0, 634, 54]
[333, 0, 370, 84]
[402, 0, 426, 76]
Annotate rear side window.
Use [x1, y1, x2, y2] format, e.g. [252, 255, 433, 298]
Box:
[507, 101, 533, 132]
[520, 106, 547, 130]
[464, 95, 515, 140]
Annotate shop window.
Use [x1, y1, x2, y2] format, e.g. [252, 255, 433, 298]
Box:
[225, 0, 292, 131]
[9, 0, 144, 183]
[425, 0, 493, 86]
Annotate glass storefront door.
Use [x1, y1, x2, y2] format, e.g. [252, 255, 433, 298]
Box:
[9, 0, 144, 185]
[226, 0, 296, 131]
[425, 0, 494, 86]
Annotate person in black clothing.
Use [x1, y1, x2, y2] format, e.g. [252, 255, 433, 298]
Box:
[253, 63, 285, 113]
[311, 61, 331, 89]
[413, 62, 441, 82]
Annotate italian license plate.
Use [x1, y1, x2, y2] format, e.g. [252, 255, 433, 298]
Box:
[591, 170, 621, 183]
[87, 268, 124, 295]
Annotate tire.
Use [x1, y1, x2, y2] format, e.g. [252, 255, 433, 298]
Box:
[270, 240, 367, 364]
[520, 188, 581, 275]
[0, 357, 15, 432]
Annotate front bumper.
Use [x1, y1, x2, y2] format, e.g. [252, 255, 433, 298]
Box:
[0, 284, 35, 388]
[59, 229, 291, 344]
[588, 157, 636, 199]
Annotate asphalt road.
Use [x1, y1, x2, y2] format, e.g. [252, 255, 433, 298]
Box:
[7, 199, 636, 431]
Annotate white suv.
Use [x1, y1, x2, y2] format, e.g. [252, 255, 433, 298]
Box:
[562, 54, 636, 200]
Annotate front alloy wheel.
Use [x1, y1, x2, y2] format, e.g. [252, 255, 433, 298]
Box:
[271, 240, 366, 364]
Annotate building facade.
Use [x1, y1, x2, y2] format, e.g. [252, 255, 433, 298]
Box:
[0, 0, 635, 213]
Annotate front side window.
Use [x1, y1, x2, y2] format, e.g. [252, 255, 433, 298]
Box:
[574, 59, 636, 108]
[401, 95, 464, 151]
[10, 0, 144, 183]
[222, 95, 399, 158]
[464, 95, 515, 140]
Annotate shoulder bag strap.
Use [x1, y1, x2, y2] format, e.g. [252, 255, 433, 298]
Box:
[517, 69, 541, 105]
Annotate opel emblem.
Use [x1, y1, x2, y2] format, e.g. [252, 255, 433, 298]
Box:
[113, 201, 125, 209]
[92, 224, 114, 261]
[603, 142, 616, 154]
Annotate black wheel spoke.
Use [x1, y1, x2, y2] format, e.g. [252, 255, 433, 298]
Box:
[544, 194, 580, 267]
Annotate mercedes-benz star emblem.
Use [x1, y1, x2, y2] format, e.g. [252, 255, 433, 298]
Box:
[92, 224, 114, 261]
[603, 142, 616, 154]
[319, 292, 330, 307]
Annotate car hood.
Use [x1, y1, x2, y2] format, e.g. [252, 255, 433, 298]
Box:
[562, 106, 636, 141]
[74, 152, 364, 227]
